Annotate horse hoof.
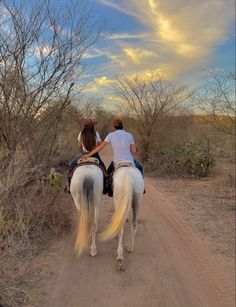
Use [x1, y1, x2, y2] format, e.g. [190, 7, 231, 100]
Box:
[116, 259, 125, 272]
[126, 245, 134, 253]
[90, 249, 97, 257]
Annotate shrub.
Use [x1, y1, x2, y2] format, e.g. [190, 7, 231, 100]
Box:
[0, 151, 72, 306]
[147, 142, 215, 177]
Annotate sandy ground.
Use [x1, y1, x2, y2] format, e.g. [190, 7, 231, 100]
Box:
[153, 176, 235, 269]
[38, 147, 235, 307]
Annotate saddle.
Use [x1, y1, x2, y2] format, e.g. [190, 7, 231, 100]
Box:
[114, 160, 135, 173]
[68, 157, 108, 179]
[107, 161, 135, 197]
[78, 157, 99, 164]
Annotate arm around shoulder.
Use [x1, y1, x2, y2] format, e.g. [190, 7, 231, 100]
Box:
[83, 141, 109, 157]
[130, 143, 137, 154]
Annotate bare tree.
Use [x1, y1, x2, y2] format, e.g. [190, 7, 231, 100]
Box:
[93, 106, 114, 139]
[198, 69, 235, 135]
[113, 74, 191, 161]
[0, 0, 103, 159]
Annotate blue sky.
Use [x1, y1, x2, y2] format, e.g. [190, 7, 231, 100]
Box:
[81, 0, 235, 101]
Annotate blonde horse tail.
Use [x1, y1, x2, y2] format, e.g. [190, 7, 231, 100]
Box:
[100, 175, 133, 241]
[75, 177, 94, 256]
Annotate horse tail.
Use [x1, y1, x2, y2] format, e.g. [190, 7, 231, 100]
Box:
[100, 175, 133, 241]
[75, 177, 94, 256]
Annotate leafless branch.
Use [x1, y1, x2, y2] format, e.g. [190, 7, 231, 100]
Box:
[113, 74, 191, 161]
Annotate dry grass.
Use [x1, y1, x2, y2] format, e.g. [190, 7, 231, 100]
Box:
[0, 150, 72, 306]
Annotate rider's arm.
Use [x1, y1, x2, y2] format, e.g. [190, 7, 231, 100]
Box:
[130, 143, 137, 155]
[83, 141, 109, 157]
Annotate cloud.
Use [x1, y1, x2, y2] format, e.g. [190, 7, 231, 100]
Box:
[107, 32, 147, 40]
[128, 66, 171, 80]
[83, 76, 113, 93]
[84, 52, 103, 59]
[99, 0, 234, 77]
[99, 0, 129, 14]
[95, 76, 113, 85]
[82, 84, 99, 93]
[123, 48, 154, 64]
[33, 45, 56, 58]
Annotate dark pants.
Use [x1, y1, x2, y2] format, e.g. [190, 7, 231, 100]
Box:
[107, 159, 144, 176]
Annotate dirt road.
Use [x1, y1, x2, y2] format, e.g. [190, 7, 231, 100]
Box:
[45, 147, 235, 307]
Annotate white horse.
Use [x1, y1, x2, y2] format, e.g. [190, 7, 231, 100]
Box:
[70, 165, 103, 257]
[100, 162, 144, 271]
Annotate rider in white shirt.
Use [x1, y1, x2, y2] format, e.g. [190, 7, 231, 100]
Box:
[104, 129, 134, 163]
[83, 118, 143, 176]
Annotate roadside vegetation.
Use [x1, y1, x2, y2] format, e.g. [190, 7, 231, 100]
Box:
[114, 72, 234, 178]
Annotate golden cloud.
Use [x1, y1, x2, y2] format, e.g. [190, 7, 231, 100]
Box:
[83, 76, 114, 93]
[95, 76, 113, 86]
[100, 0, 234, 71]
[123, 48, 154, 64]
[125, 65, 172, 81]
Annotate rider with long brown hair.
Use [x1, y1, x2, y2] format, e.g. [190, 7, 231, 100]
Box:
[65, 119, 106, 193]
[79, 119, 98, 152]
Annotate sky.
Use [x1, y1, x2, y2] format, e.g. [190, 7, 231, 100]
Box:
[1, 0, 234, 104]
[81, 0, 235, 102]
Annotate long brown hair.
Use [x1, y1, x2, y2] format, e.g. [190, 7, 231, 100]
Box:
[80, 126, 96, 151]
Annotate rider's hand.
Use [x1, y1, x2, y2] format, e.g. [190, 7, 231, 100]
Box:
[82, 154, 90, 158]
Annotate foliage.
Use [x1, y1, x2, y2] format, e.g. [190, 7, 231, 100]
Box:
[147, 142, 215, 177]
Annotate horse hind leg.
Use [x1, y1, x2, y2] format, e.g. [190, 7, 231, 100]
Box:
[127, 197, 140, 253]
[116, 228, 125, 271]
[90, 209, 98, 257]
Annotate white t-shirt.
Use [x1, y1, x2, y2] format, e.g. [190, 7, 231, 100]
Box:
[104, 130, 135, 162]
[78, 131, 101, 152]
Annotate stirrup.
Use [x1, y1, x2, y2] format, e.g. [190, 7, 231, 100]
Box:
[64, 185, 71, 194]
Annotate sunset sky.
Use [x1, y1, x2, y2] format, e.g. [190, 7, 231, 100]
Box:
[82, 0, 235, 102]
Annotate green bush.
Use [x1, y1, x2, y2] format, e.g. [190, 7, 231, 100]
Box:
[147, 142, 215, 177]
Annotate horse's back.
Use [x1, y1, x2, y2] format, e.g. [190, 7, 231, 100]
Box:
[114, 166, 144, 195]
[70, 165, 103, 196]
[72, 165, 103, 180]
